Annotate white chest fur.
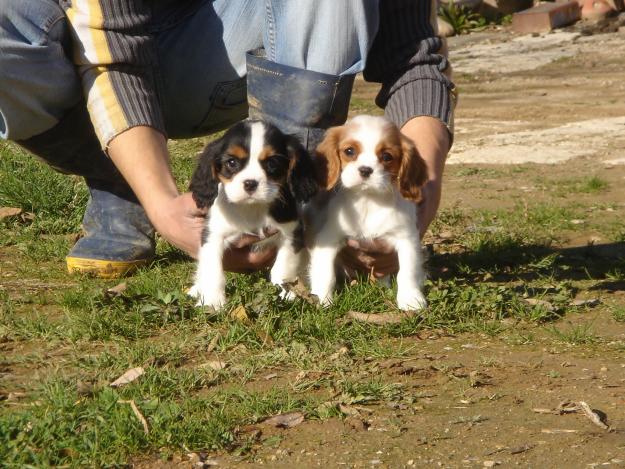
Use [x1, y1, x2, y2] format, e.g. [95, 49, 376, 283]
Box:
[329, 189, 417, 242]
[309, 187, 426, 311]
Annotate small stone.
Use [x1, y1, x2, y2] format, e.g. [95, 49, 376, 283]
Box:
[484, 461, 500, 468]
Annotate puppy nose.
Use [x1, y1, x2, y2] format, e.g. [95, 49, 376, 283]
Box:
[243, 179, 258, 193]
[358, 166, 373, 178]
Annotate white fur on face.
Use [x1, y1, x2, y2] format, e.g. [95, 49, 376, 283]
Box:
[223, 121, 280, 204]
[340, 116, 393, 192]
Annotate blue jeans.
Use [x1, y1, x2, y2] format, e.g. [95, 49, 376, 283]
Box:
[0, 0, 379, 141]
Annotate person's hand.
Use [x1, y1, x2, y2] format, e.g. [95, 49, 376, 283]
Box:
[222, 234, 277, 273]
[338, 238, 398, 278]
[151, 192, 207, 258]
[154, 192, 277, 271]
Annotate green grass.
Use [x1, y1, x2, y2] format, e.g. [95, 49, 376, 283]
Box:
[1, 137, 624, 466]
[612, 307, 625, 323]
[548, 322, 598, 345]
[0, 141, 87, 235]
[541, 175, 610, 197]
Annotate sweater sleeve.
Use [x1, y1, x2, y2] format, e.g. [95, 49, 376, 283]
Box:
[364, 0, 457, 135]
[61, 0, 165, 148]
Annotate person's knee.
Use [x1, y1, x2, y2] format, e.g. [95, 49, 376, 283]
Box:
[0, 0, 67, 46]
[0, 0, 79, 141]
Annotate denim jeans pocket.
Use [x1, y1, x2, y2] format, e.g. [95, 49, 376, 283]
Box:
[194, 78, 248, 135]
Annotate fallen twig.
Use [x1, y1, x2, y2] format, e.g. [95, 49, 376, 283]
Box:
[118, 399, 149, 434]
[578, 401, 610, 430]
[534, 400, 610, 431]
[345, 310, 417, 325]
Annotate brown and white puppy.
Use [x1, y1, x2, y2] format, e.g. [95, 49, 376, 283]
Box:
[308, 115, 428, 310]
[188, 120, 317, 309]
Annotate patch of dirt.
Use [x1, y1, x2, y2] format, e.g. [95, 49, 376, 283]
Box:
[447, 30, 625, 165]
[206, 322, 625, 468]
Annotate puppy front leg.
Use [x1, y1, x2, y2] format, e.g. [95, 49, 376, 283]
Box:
[394, 236, 427, 311]
[309, 233, 341, 306]
[270, 222, 302, 300]
[189, 235, 227, 309]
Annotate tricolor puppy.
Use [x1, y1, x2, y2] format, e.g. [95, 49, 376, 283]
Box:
[309, 115, 428, 310]
[188, 120, 317, 309]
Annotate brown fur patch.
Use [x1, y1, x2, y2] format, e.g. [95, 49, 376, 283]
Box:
[314, 126, 344, 190]
[226, 145, 249, 160]
[257, 145, 280, 161]
[398, 134, 427, 203]
[338, 140, 363, 166]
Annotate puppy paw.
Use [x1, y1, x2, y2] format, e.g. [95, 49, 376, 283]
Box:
[310, 290, 333, 307]
[396, 288, 427, 311]
[278, 288, 297, 302]
[189, 284, 226, 310]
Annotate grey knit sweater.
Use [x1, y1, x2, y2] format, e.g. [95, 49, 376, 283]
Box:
[60, 0, 455, 147]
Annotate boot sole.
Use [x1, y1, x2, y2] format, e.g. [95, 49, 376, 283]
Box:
[66, 257, 151, 279]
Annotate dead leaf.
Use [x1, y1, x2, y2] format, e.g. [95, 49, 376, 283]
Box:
[105, 282, 127, 297]
[206, 333, 221, 353]
[329, 346, 350, 360]
[470, 370, 490, 387]
[541, 429, 578, 434]
[118, 399, 149, 434]
[345, 310, 417, 325]
[523, 298, 555, 312]
[345, 416, 369, 431]
[0, 207, 22, 219]
[263, 373, 278, 380]
[230, 305, 251, 324]
[199, 360, 228, 371]
[570, 299, 600, 307]
[532, 408, 556, 414]
[367, 269, 377, 284]
[577, 401, 610, 430]
[262, 412, 305, 428]
[556, 400, 579, 414]
[4, 391, 26, 401]
[256, 329, 274, 346]
[21, 212, 35, 222]
[110, 366, 144, 387]
[338, 403, 361, 417]
[509, 444, 535, 455]
[281, 279, 319, 305]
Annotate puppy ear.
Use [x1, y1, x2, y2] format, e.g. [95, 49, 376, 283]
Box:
[398, 134, 428, 203]
[286, 135, 318, 203]
[189, 138, 221, 209]
[314, 126, 343, 191]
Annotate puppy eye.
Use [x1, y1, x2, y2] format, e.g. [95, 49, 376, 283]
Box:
[381, 152, 393, 162]
[344, 147, 356, 157]
[265, 158, 278, 171]
[225, 157, 238, 169]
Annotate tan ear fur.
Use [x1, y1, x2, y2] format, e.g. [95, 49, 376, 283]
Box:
[398, 134, 428, 203]
[314, 126, 343, 191]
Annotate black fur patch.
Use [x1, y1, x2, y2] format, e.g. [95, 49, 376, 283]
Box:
[269, 185, 298, 223]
